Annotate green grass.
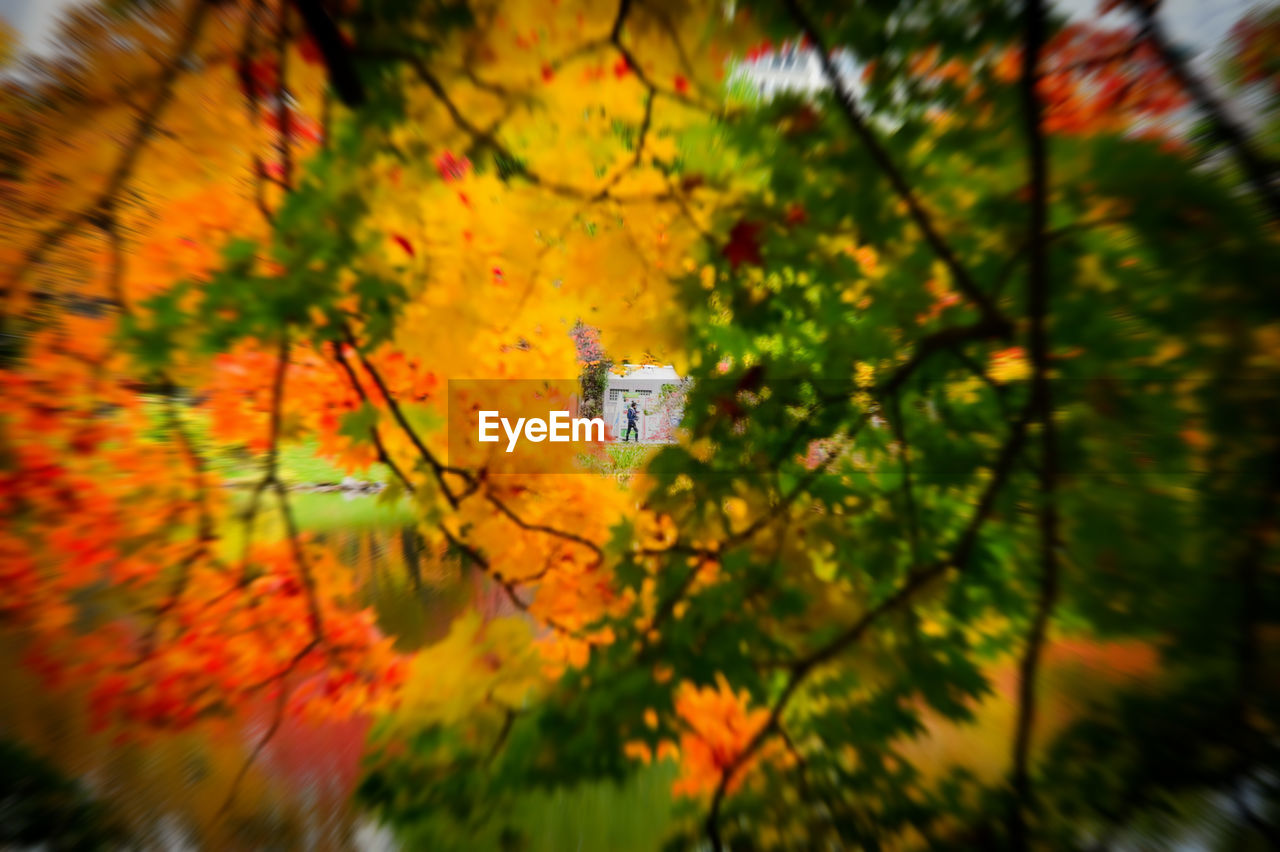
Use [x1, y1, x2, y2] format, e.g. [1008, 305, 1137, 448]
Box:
[511, 762, 683, 852]
[396, 762, 686, 852]
[606, 442, 656, 471]
[141, 396, 391, 486]
[206, 439, 393, 486]
[281, 491, 414, 530]
[216, 490, 415, 562]
[576, 442, 658, 480]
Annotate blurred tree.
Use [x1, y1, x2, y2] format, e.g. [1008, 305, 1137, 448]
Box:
[572, 322, 613, 420]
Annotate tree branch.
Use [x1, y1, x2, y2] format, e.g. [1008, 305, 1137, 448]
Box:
[289, 0, 365, 107]
[217, 637, 318, 818]
[1009, 1, 1058, 846]
[780, 0, 1010, 334]
[704, 402, 1034, 850]
[329, 340, 417, 494]
[484, 491, 604, 565]
[340, 323, 475, 507]
[1129, 1, 1280, 222]
[274, 0, 294, 192]
[440, 524, 595, 642]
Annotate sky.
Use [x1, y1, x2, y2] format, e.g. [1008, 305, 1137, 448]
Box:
[0, 0, 1268, 135]
[0, 0, 80, 59]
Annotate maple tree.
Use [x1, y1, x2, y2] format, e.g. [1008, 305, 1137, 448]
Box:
[1, 0, 1279, 848]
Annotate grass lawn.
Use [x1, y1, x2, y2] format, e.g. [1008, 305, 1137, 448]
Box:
[576, 442, 658, 480]
[396, 761, 686, 852]
[208, 439, 393, 487]
[143, 395, 392, 486]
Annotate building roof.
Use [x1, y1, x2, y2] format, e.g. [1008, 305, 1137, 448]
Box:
[609, 364, 683, 382]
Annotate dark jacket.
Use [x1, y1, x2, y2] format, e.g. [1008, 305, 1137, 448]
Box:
[626, 406, 639, 425]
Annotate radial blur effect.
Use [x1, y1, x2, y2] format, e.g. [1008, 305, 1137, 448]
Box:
[1, 0, 1278, 849]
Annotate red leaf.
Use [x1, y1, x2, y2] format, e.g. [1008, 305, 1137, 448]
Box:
[674, 74, 690, 94]
[238, 58, 278, 100]
[541, 63, 555, 82]
[392, 234, 414, 257]
[613, 57, 631, 78]
[293, 116, 323, 144]
[251, 58, 278, 94]
[435, 150, 471, 183]
[299, 34, 323, 65]
[722, 220, 764, 270]
[784, 203, 808, 227]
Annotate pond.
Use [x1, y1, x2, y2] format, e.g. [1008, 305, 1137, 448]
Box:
[264, 490, 681, 852]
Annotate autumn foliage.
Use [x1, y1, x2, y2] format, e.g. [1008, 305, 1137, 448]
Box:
[2, 0, 1279, 849]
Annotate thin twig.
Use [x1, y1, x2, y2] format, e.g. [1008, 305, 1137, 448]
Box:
[329, 340, 417, 494]
[217, 636, 318, 817]
[238, 0, 276, 223]
[441, 524, 596, 642]
[484, 491, 604, 564]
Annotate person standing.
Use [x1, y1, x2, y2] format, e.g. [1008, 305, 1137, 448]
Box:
[622, 400, 640, 443]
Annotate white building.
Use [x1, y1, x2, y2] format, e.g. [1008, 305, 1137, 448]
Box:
[729, 41, 862, 102]
[604, 364, 687, 443]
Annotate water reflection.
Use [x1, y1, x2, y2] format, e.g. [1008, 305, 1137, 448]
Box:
[322, 519, 517, 652]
